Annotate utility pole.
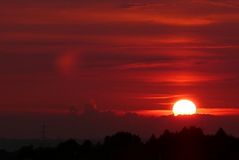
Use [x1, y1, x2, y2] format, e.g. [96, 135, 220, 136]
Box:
[42, 122, 46, 142]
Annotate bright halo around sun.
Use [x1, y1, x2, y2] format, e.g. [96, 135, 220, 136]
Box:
[173, 99, 197, 116]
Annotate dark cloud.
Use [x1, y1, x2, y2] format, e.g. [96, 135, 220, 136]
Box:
[0, 111, 239, 139]
[0, 53, 56, 74]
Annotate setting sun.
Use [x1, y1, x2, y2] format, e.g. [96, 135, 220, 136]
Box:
[173, 99, 197, 116]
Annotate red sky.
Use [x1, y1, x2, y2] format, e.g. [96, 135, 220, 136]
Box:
[1, 0, 239, 115]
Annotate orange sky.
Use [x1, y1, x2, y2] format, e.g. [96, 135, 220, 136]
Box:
[1, 0, 239, 115]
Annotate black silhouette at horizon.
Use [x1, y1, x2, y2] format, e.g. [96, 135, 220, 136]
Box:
[0, 127, 238, 160]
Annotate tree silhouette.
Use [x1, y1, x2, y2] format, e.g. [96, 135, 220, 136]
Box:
[0, 127, 239, 160]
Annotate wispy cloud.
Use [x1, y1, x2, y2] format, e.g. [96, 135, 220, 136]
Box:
[0, 0, 239, 112]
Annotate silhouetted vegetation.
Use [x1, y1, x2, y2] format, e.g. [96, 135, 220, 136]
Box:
[0, 127, 239, 160]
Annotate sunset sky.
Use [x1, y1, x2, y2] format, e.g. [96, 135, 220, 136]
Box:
[1, 0, 239, 138]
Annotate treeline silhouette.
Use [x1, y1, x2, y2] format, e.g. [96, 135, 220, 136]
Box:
[0, 127, 239, 160]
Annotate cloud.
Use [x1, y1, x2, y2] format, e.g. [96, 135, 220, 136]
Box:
[0, 111, 239, 139]
[0, 0, 239, 113]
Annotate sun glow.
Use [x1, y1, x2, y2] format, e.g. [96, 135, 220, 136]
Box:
[173, 99, 197, 116]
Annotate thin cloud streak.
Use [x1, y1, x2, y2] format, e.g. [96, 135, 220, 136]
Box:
[135, 108, 239, 117]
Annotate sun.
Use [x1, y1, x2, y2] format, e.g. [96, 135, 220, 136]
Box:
[172, 99, 197, 116]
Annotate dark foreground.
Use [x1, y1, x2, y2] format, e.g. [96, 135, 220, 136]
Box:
[0, 127, 238, 160]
